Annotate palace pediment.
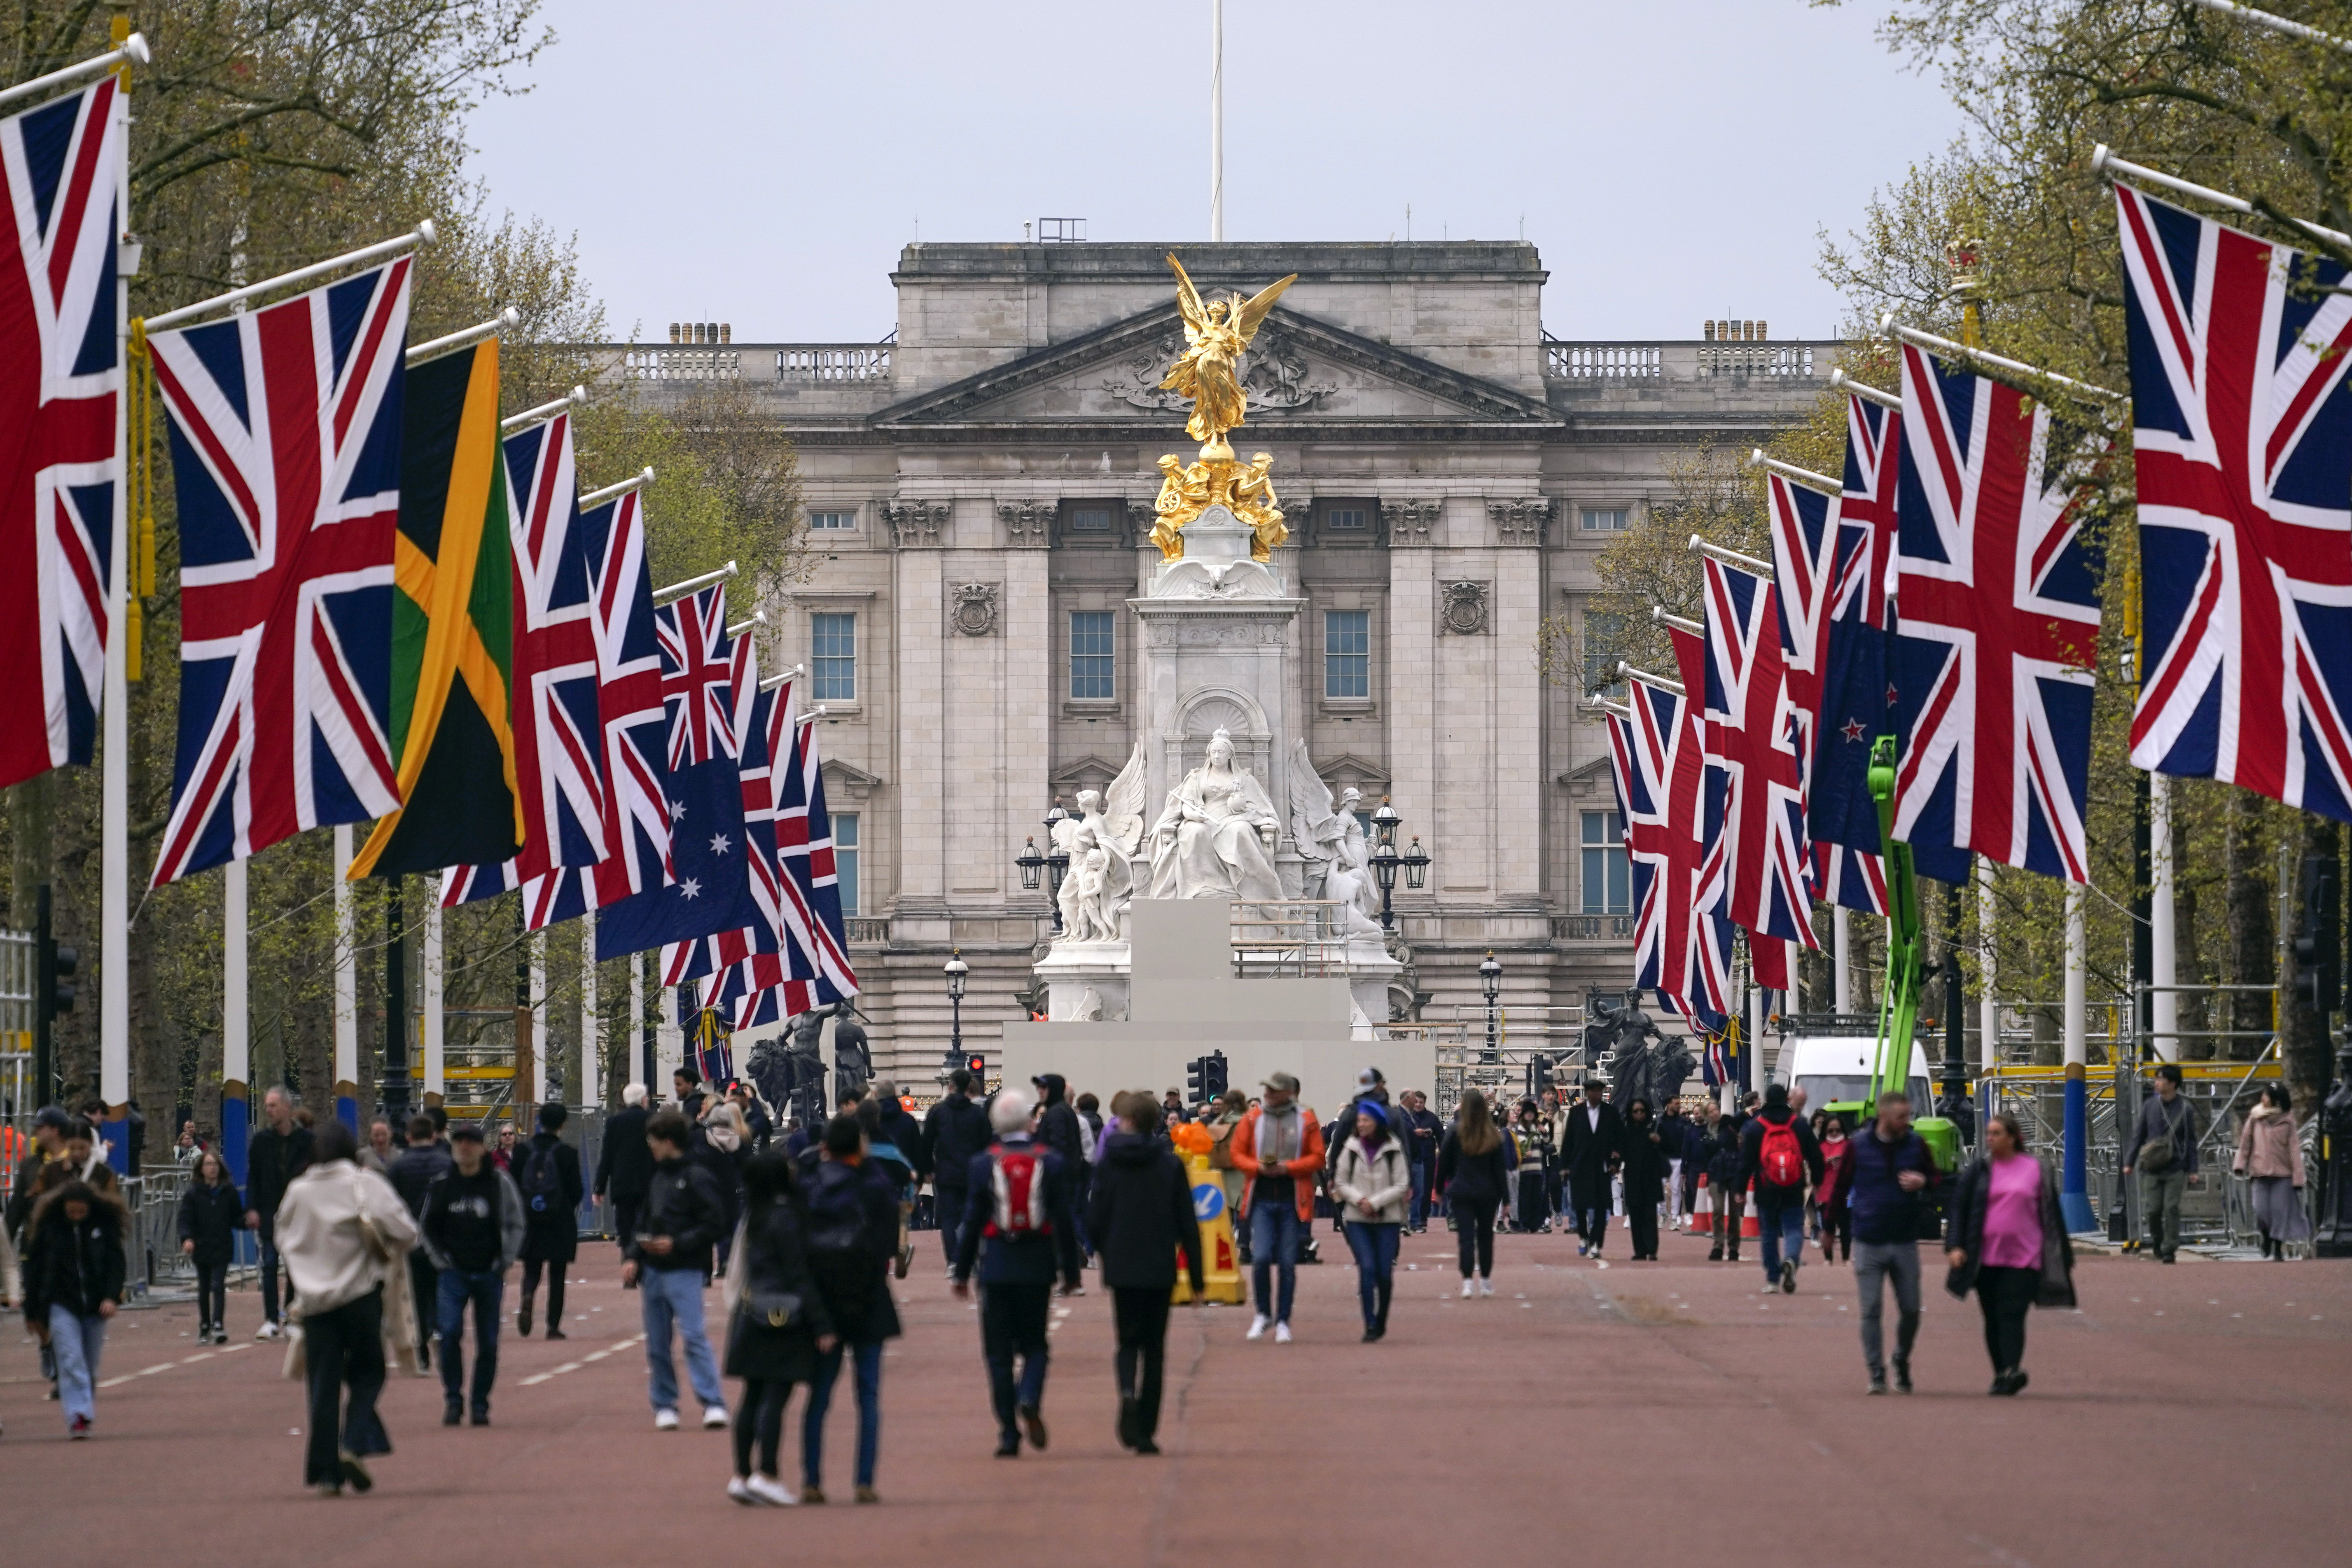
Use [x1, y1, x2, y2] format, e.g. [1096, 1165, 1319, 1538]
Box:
[873, 305, 1558, 431]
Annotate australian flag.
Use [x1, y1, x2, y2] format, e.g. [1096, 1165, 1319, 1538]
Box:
[593, 584, 757, 960]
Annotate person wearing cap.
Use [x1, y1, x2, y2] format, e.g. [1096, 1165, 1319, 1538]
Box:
[418, 1122, 524, 1427]
[6, 1105, 75, 1241]
[1229, 1072, 1326, 1344]
[1331, 1099, 1411, 1341]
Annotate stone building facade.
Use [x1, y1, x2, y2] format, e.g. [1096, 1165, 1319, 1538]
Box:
[605, 242, 1833, 1082]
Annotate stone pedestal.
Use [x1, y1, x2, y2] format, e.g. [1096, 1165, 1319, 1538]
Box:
[1035, 940, 1132, 1022]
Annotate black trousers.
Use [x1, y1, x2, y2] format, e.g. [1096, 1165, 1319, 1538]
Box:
[1455, 1194, 1499, 1277]
[1976, 1264, 2039, 1374]
[612, 1198, 642, 1258]
[405, 1253, 438, 1355]
[1111, 1286, 1172, 1442]
[1627, 1198, 1659, 1260]
[257, 1211, 285, 1323]
[303, 1287, 389, 1487]
[937, 1185, 967, 1265]
[1569, 1171, 1611, 1247]
[194, 1260, 229, 1332]
[519, 1257, 565, 1331]
[979, 1281, 1052, 1437]
[734, 1376, 795, 1477]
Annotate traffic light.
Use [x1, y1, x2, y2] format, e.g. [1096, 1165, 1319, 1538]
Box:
[1201, 1049, 1228, 1102]
[1185, 1055, 1206, 1104]
[2294, 854, 2340, 1015]
[1527, 1054, 1552, 1099]
[966, 1053, 987, 1077]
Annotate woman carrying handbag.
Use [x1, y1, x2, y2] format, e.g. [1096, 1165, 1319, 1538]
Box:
[1943, 1111, 2076, 1397]
[722, 1149, 837, 1507]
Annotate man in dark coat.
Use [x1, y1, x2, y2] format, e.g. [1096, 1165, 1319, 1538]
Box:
[922, 1069, 992, 1270]
[1085, 1098, 1203, 1454]
[595, 1084, 655, 1264]
[953, 1088, 1079, 1458]
[388, 1113, 455, 1366]
[1618, 1098, 1672, 1260]
[513, 1102, 586, 1339]
[243, 1087, 313, 1338]
[1558, 1076, 1624, 1257]
[1031, 1073, 1088, 1288]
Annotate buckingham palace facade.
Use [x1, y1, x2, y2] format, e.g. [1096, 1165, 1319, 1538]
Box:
[601, 241, 1834, 1083]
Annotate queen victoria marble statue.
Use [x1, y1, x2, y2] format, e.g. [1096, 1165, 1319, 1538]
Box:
[1147, 728, 1283, 902]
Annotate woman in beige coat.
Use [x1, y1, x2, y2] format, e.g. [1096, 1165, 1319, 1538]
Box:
[276, 1120, 419, 1495]
[2233, 1085, 2308, 1260]
[1331, 1103, 1412, 1342]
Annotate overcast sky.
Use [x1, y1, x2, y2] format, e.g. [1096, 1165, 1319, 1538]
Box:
[466, 1, 1967, 345]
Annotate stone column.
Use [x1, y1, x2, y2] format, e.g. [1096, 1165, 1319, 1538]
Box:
[888, 499, 951, 915]
[1487, 498, 1550, 911]
[1383, 498, 1442, 925]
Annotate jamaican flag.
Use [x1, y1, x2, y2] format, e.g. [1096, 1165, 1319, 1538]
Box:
[350, 339, 523, 878]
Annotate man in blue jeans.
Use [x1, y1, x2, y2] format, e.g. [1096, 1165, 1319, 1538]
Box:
[418, 1123, 523, 1425]
[1740, 1082, 1824, 1295]
[1401, 1090, 1441, 1231]
[624, 1110, 731, 1431]
[1232, 1073, 1327, 1344]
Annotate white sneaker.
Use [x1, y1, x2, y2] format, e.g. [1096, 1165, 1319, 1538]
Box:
[744, 1474, 798, 1507]
[1273, 1321, 1293, 1344]
[1478, 1276, 1495, 1298]
[1246, 1313, 1270, 1341]
[254, 1321, 280, 1341]
[1460, 1278, 1475, 1298]
[702, 1405, 731, 1429]
[654, 1408, 680, 1431]
[727, 1477, 755, 1506]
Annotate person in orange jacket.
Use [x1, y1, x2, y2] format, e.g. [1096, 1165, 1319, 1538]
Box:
[1228, 1072, 1326, 1344]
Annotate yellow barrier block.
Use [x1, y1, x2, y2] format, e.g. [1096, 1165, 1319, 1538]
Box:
[1170, 1151, 1247, 1305]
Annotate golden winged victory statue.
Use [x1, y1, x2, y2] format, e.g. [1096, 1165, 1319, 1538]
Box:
[1150, 255, 1297, 562]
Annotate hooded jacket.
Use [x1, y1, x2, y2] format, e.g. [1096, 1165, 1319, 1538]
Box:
[1085, 1129, 1205, 1292]
[1032, 1075, 1087, 1175]
[1331, 1126, 1412, 1226]
[801, 1155, 903, 1344]
[629, 1154, 729, 1275]
[22, 1195, 127, 1320]
[2233, 1104, 2305, 1184]
[922, 1092, 993, 1192]
[176, 1178, 247, 1268]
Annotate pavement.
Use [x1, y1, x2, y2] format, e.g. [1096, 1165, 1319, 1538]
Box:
[5, 1215, 2349, 1566]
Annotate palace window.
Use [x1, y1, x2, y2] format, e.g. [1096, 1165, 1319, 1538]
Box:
[830, 813, 860, 915]
[1581, 507, 1629, 533]
[812, 613, 857, 701]
[1581, 809, 1629, 914]
[808, 509, 857, 530]
[1325, 506, 1369, 533]
[1325, 610, 1371, 699]
[1067, 505, 1114, 532]
[1069, 611, 1115, 700]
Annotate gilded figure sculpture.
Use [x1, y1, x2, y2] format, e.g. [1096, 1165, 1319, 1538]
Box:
[1151, 255, 1298, 563]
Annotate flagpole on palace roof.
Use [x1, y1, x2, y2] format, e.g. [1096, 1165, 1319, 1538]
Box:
[98, 21, 140, 1135]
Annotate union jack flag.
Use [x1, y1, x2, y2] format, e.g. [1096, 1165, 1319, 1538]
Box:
[2117, 185, 2352, 818]
[1767, 471, 1887, 917]
[1890, 342, 2104, 885]
[662, 582, 734, 769]
[445, 487, 673, 925]
[505, 411, 606, 877]
[0, 75, 123, 789]
[1615, 662, 1730, 1030]
[149, 260, 411, 884]
[1665, 622, 1736, 1022]
[1700, 554, 1817, 987]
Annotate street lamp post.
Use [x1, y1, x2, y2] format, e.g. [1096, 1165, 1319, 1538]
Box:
[1014, 801, 1074, 932]
[1367, 797, 1432, 932]
[1480, 951, 1502, 1065]
[941, 949, 968, 1080]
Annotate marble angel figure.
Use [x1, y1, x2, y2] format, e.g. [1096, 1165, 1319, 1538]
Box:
[1050, 745, 1148, 943]
[1147, 728, 1282, 902]
[1287, 739, 1384, 939]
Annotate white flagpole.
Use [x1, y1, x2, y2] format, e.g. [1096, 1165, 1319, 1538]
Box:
[142, 222, 436, 333]
[98, 45, 132, 1140]
[1833, 906, 1852, 1013]
[529, 930, 548, 1104]
[630, 951, 647, 1096]
[222, 859, 249, 1165]
[333, 825, 357, 1128]
[1978, 860, 2000, 1072]
[1210, 0, 1224, 241]
[2151, 773, 2179, 1063]
[581, 912, 600, 1109]
[423, 893, 445, 1105]
[0, 31, 147, 111]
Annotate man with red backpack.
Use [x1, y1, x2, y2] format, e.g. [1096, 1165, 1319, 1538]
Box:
[1740, 1082, 1824, 1295]
[951, 1087, 1079, 1458]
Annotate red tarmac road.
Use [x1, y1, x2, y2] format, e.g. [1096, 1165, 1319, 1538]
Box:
[5, 1219, 2348, 1566]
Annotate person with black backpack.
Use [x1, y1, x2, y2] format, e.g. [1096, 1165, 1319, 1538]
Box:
[798, 1114, 902, 1503]
[514, 1103, 586, 1339]
[951, 1086, 1078, 1458]
[1740, 1082, 1824, 1295]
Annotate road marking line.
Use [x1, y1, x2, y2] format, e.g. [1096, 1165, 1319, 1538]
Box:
[552, 1362, 581, 1374]
[182, 1353, 213, 1364]
[140, 1363, 175, 1375]
[97, 1375, 135, 1388]
[521, 1373, 554, 1385]
[219, 1343, 251, 1353]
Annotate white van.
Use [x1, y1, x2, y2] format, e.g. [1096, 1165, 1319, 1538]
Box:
[1772, 1023, 1936, 1121]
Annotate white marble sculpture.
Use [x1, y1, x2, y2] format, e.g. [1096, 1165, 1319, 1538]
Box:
[1288, 740, 1385, 939]
[1147, 727, 1283, 902]
[1050, 749, 1148, 946]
